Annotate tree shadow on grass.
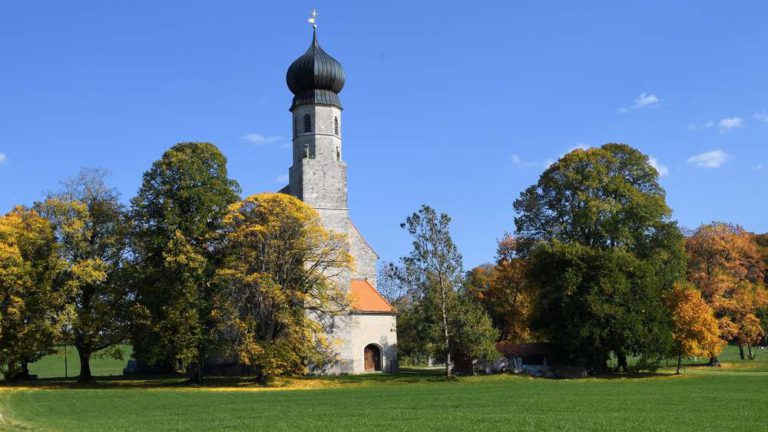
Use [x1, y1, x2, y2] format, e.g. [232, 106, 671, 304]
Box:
[0, 368, 451, 391]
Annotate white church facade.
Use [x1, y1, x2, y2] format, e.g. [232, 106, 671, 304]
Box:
[280, 25, 398, 374]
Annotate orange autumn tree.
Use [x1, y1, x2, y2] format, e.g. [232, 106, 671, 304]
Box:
[732, 284, 766, 359]
[686, 222, 767, 364]
[466, 234, 533, 342]
[664, 284, 724, 374]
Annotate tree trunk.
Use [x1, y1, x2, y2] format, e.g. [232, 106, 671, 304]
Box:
[739, 343, 745, 360]
[616, 351, 629, 373]
[440, 281, 452, 378]
[188, 350, 204, 384]
[708, 356, 720, 367]
[188, 363, 203, 384]
[254, 366, 268, 385]
[747, 343, 754, 360]
[676, 352, 682, 375]
[77, 349, 94, 383]
[444, 348, 452, 377]
[9, 361, 32, 381]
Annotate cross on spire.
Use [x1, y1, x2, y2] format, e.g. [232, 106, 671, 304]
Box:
[308, 9, 318, 28]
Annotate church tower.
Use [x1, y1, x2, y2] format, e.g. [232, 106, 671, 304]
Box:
[285, 27, 348, 236]
[282, 17, 398, 374]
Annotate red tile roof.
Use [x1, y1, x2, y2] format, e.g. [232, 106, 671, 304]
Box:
[350, 279, 394, 314]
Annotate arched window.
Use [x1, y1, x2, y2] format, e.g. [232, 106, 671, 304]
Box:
[303, 114, 312, 133]
[336, 147, 340, 161]
[293, 117, 298, 138]
[334, 117, 339, 135]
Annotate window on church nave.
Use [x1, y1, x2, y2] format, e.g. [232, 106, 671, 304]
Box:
[303, 114, 312, 133]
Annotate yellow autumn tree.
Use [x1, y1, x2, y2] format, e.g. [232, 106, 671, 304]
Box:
[0, 206, 64, 380]
[213, 193, 352, 384]
[665, 283, 724, 374]
[35, 169, 133, 383]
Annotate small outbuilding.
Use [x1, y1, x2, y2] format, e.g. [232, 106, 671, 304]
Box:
[495, 342, 555, 375]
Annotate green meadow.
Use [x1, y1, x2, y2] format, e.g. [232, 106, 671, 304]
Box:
[1, 345, 766, 431]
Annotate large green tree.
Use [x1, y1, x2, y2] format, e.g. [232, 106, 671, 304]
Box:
[130, 143, 240, 382]
[514, 144, 686, 372]
[528, 242, 675, 371]
[37, 168, 131, 383]
[0, 206, 63, 380]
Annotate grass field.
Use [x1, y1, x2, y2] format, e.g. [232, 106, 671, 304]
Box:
[1, 345, 766, 431]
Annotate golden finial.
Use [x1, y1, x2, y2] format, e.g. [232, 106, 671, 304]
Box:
[308, 9, 318, 28]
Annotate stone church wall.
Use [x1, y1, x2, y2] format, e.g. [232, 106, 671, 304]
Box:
[347, 313, 398, 374]
[348, 220, 378, 286]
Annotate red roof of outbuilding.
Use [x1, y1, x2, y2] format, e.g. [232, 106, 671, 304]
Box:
[496, 342, 554, 357]
[350, 279, 394, 314]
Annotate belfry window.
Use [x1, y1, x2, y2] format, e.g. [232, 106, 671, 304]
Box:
[303, 114, 312, 133]
[334, 117, 339, 135]
[336, 147, 340, 161]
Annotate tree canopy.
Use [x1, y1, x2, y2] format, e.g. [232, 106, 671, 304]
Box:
[466, 234, 533, 342]
[130, 142, 241, 381]
[213, 193, 352, 383]
[0, 206, 63, 379]
[397, 205, 497, 376]
[515, 144, 686, 371]
[36, 168, 131, 383]
[686, 222, 767, 361]
[665, 283, 724, 373]
[514, 144, 680, 262]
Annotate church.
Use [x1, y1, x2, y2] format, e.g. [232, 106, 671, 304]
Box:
[279, 21, 398, 374]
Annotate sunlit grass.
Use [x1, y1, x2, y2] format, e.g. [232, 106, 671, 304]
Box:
[1, 344, 766, 431]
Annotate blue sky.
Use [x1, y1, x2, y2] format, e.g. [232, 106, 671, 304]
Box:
[1, 1, 767, 268]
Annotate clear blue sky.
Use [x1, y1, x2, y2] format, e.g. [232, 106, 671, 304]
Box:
[1, 1, 767, 268]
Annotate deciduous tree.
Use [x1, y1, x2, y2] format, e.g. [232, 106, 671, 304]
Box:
[36, 168, 131, 383]
[0, 207, 63, 380]
[514, 144, 686, 372]
[130, 143, 240, 382]
[686, 223, 767, 363]
[664, 284, 724, 374]
[398, 205, 497, 376]
[466, 234, 533, 342]
[449, 294, 499, 373]
[213, 193, 351, 383]
[529, 242, 674, 372]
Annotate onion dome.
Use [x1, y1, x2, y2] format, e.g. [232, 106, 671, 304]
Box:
[286, 28, 346, 111]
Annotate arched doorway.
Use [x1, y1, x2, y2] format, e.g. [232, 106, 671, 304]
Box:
[364, 344, 382, 372]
